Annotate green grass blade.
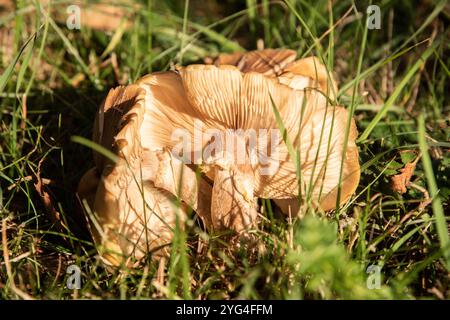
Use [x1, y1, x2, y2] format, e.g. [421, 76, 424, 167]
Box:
[417, 115, 450, 270]
[179, 0, 190, 64]
[101, 19, 128, 58]
[358, 42, 438, 142]
[338, 39, 429, 96]
[399, 0, 447, 52]
[336, 7, 368, 211]
[269, 93, 302, 201]
[71, 135, 118, 164]
[44, 10, 102, 90]
[0, 33, 35, 93]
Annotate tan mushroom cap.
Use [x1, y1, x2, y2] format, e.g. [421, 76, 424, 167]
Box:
[212, 49, 338, 99]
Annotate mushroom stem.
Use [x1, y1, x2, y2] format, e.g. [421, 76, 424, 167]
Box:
[211, 165, 258, 233]
[152, 149, 213, 229]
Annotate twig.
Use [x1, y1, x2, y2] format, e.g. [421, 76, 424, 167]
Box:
[386, 181, 431, 236]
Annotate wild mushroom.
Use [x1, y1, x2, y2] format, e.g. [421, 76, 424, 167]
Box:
[77, 49, 360, 265]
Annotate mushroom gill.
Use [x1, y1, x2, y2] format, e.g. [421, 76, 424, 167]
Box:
[77, 49, 360, 265]
[77, 84, 211, 266]
[211, 49, 359, 214]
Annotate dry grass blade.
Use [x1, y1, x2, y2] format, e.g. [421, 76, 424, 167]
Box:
[2, 219, 34, 300]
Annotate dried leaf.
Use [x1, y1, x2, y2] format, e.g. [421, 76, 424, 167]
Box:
[391, 154, 421, 194]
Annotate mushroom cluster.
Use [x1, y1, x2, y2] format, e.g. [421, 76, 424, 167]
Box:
[77, 49, 360, 267]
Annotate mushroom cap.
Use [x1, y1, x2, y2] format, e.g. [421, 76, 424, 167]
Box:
[212, 49, 338, 99]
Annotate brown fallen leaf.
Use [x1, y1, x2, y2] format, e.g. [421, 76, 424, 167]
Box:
[391, 153, 421, 194]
